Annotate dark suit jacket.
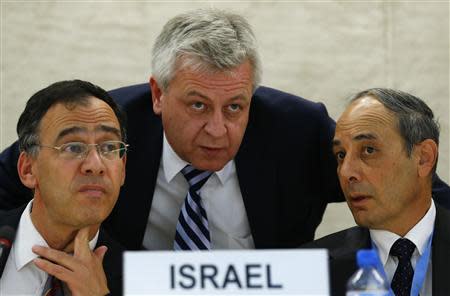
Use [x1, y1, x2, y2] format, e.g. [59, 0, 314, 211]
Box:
[0, 84, 340, 250]
[303, 204, 450, 296]
[0, 205, 124, 295]
[1, 84, 449, 250]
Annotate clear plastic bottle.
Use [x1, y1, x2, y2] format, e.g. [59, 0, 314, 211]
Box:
[346, 249, 390, 296]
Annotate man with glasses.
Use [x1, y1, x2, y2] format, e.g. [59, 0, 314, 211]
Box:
[0, 9, 343, 251]
[0, 80, 127, 295]
[0, 9, 449, 252]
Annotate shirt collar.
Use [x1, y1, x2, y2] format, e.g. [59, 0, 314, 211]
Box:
[162, 133, 234, 185]
[14, 200, 99, 271]
[370, 199, 436, 265]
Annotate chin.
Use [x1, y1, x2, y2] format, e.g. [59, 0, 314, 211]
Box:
[73, 212, 105, 226]
[197, 162, 226, 172]
[190, 158, 227, 171]
[352, 214, 369, 228]
[355, 216, 380, 229]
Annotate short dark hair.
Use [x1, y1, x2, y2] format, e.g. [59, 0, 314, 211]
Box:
[17, 80, 127, 155]
[350, 88, 439, 171]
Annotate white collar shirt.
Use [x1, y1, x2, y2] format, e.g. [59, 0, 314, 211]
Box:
[0, 200, 99, 295]
[143, 134, 254, 250]
[370, 199, 436, 295]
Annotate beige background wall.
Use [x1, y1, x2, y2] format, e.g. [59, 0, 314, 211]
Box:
[1, 1, 449, 238]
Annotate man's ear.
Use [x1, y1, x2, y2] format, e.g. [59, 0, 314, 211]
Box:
[415, 139, 438, 178]
[17, 151, 37, 189]
[150, 77, 163, 115]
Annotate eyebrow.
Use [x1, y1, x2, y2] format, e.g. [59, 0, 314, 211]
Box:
[187, 91, 209, 100]
[187, 90, 249, 102]
[332, 133, 378, 148]
[353, 133, 377, 141]
[55, 125, 121, 142]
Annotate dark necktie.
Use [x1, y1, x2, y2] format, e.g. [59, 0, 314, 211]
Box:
[42, 275, 64, 296]
[390, 238, 416, 296]
[174, 165, 213, 250]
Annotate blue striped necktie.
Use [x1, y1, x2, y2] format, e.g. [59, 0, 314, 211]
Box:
[174, 165, 213, 250]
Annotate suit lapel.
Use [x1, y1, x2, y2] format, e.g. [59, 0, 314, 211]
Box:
[123, 110, 163, 248]
[0, 206, 23, 230]
[431, 205, 450, 294]
[97, 228, 124, 294]
[328, 227, 371, 296]
[235, 93, 279, 248]
[105, 87, 164, 250]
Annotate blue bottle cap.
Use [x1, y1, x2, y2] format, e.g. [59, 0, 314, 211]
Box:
[356, 249, 378, 268]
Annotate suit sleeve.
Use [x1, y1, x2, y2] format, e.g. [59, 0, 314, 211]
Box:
[317, 103, 344, 203]
[0, 142, 33, 209]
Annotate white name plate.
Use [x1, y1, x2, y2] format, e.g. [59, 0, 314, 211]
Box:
[124, 249, 329, 295]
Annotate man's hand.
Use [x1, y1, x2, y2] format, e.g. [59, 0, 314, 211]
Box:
[33, 227, 110, 296]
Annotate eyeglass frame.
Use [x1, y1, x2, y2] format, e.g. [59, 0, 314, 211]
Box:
[34, 140, 129, 160]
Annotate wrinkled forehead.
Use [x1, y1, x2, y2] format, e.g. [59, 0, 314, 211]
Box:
[39, 97, 121, 140]
[336, 96, 397, 135]
[173, 56, 256, 88]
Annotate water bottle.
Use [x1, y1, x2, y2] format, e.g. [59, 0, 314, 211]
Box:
[346, 249, 389, 296]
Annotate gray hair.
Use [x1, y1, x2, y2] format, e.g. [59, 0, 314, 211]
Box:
[151, 9, 262, 92]
[350, 88, 439, 167]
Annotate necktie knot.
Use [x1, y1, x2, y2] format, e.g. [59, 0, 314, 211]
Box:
[390, 238, 416, 296]
[390, 238, 416, 261]
[181, 165, 213, 192]
[174, 165, 213, 250]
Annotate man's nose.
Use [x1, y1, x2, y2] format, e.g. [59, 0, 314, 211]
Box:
[204, 111, 227, 138]
[338, 154, 361, 184]
[80, 147, 105, 175]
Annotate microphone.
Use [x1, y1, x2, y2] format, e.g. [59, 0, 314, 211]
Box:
[0, 226, 15, 278]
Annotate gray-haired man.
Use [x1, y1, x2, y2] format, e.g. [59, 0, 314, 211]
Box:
[305, 88, 450, 295]
[0, 9, 449, 252]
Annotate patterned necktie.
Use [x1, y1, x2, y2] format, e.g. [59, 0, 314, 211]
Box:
[174, 165, 213, 250]
[390, 238, 416, 296]
[42, 275, 64, 296]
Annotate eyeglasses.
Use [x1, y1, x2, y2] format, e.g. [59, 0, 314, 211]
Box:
[38, 141, 129, 160]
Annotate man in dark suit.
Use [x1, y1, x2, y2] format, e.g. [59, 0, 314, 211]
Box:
[0, 9, 343, 251]
[0, 9, 449, 251]
[305, 88, 450, 296]
[0, 80, 126, 295]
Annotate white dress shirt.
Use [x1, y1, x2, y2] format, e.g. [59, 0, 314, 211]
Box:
[143, 134, 254, 250]
[370, 199, 436, 295]
[0, 200, 99, 296]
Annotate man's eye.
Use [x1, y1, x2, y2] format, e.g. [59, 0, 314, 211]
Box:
[335, 151, 345, 160]
[100, 142, 120, 153]
[192, 102, 205, 110]
[63, 143, 85, 154]
[364, 146, 375, 154]
[228, 104, 241, 112]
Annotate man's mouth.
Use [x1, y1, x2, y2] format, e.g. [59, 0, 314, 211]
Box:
[78, 185, 106, 197]
[200, 146, 225, 154]
[347, 193, 371, 208]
